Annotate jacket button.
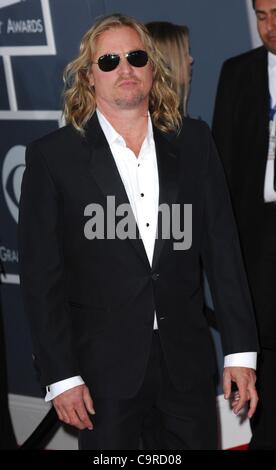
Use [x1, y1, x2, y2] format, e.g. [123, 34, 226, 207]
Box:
[151, 273, 160, 281]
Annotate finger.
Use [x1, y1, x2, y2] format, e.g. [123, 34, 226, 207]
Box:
[75, 402, 93, 430]
[247, 388, 259, 419]
[232, 381, 248, 414]
[233, 398, 249, 414]
[83, 386, 96, 415]
[67, 409, 88, 430]
[230, 392, 240, 408]
[58, 400, 87, 430]
[223, 370, 232, 399]
[55, 402, 75, 426]
[58, 406, 71, 425]
[232, 391, 247, 414]
[54, 403, 70, 424]
[233, 399, 247, 414]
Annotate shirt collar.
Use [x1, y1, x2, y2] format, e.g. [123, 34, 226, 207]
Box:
[268, 51, 276, 69]
[96, 108, 154, 150]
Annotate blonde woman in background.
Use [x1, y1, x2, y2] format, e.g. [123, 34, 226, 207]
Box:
[146, 21, 193, 116]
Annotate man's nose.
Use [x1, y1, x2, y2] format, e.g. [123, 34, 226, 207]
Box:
[118, 56, 133, 73]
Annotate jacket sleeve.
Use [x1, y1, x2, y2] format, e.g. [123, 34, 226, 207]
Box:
[18, 142, 80, 386]
[212, 60, 235, 187]
[200, 124, 259, 356]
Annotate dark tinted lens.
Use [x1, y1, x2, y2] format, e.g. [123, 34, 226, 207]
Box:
[98, 54, 120, 71]
[127, 50, 148, 67]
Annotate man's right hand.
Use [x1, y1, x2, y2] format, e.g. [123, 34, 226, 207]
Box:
[53, 384, 95, 430]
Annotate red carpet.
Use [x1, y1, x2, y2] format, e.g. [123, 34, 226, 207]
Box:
[228, 444, 249, 450]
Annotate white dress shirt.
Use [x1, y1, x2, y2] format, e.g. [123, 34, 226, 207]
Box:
[45, 110, 256, 401]
[98, 109, 159, 267]
[264, 52, 276, 202]
[268, 52, 276, 108]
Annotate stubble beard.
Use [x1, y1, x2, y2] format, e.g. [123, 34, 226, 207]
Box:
[114, 92, 147, 109]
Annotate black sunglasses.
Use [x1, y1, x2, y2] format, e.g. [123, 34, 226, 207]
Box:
[93, 50, 149, 72]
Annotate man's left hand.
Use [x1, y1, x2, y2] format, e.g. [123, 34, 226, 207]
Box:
[223, 367, 258, 419]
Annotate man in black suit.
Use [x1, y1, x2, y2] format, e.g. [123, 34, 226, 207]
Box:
[19, 14, 259, 450]
[213, 0, 276, 451]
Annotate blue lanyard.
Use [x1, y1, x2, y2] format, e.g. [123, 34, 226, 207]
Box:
[270, 96, 276, 121]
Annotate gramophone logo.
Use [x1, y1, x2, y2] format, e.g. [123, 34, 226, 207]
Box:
[2, 145, 25, 223]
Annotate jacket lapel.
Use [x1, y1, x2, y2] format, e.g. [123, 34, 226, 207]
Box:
[152, 127, 179, 270]
[254, 47, 269, 160]
[247, 48, 270, 200]
[85, 114, 150, 268]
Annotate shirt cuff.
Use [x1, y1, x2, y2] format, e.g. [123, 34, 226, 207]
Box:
[45, 376, 84, 402]
[224, 352, 257, 370]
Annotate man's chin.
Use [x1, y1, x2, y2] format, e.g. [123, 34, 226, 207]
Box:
[264, 41, 276, 55]
[114, 95, 145, 109]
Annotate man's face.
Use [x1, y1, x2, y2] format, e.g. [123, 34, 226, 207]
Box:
[255, 0, 276, 54]
[89, 26, 153, 113]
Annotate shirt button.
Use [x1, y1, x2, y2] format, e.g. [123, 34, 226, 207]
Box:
[140, 193, 144, 197]
[146, 223, 150, 227]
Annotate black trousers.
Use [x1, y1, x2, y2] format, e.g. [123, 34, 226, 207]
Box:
[249, 348, 276, 450]
[79, 331, 218, 450]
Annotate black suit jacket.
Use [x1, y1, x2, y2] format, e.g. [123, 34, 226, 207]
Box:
[18, 114, 259, 397]
[213, 46, 276, 349]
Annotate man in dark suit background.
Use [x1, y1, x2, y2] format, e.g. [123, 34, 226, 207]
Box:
[213, 0, 276, 450]
[19, 13, 259, 450]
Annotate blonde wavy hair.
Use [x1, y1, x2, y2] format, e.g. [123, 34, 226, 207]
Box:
[146, 22, 191, 116]
[63, 14, 181, 135]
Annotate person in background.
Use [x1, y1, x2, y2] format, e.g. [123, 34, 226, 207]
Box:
[146, 21, 193, 115]
[213, 0, 276, 450]
[19, 13, 258, 450]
